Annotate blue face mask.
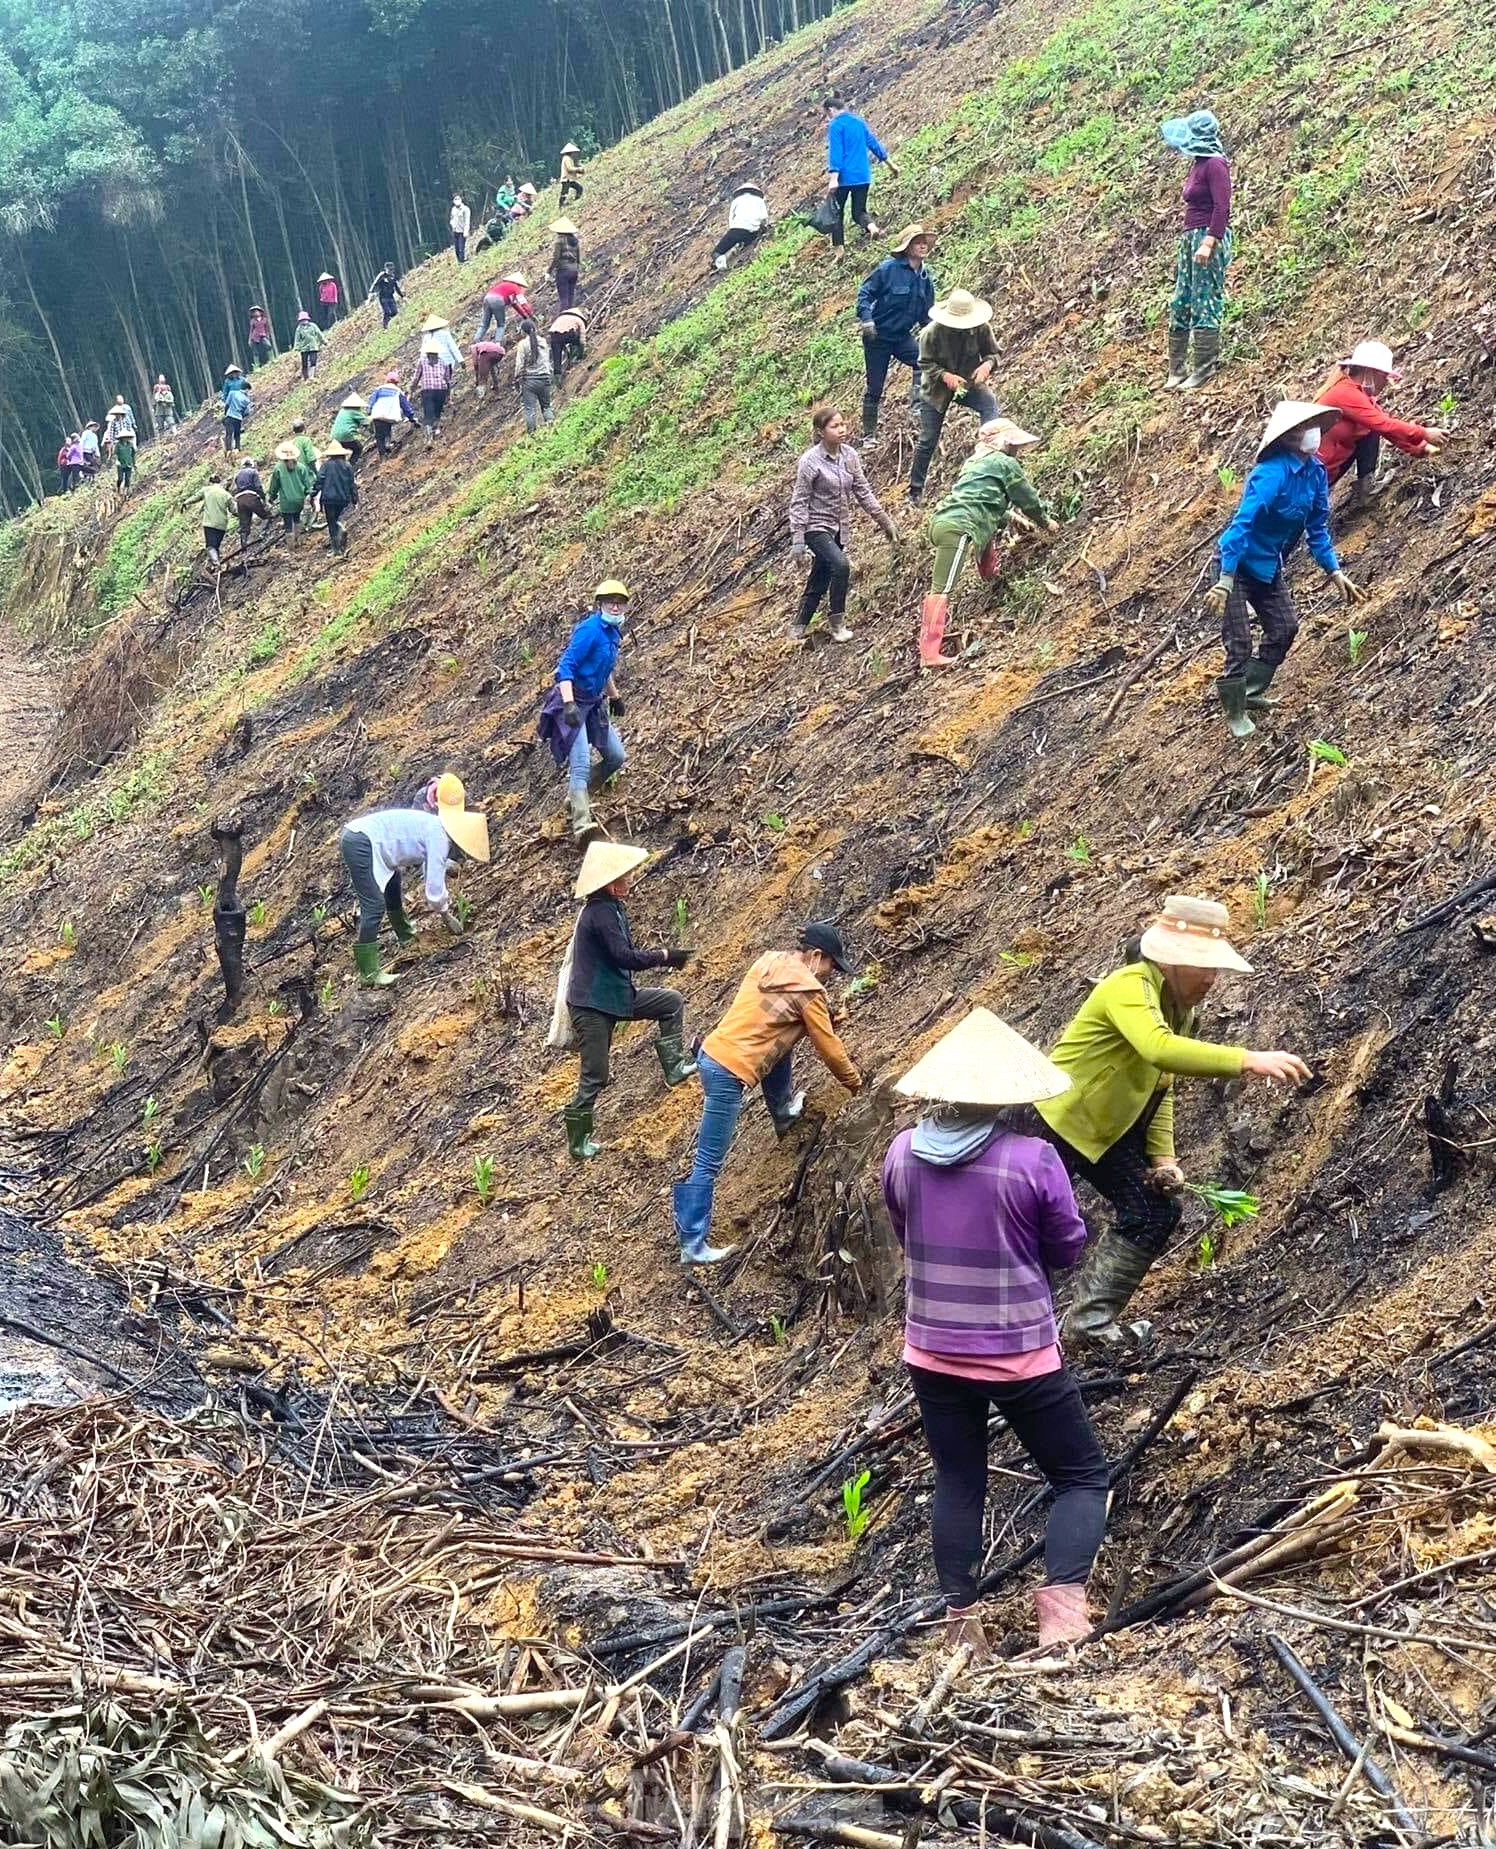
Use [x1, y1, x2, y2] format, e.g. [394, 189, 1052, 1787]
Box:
[598, 602, 627, 626]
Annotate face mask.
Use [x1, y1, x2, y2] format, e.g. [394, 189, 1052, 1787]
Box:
[1298, 427, 1322, 456]
[599, 602, 627, 626]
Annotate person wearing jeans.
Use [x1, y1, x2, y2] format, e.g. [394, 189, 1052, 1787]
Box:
[909, 290, 999, 503]
[823, 95, 896, 250]
[789, 405, 897, 644]
[562, 840, 695, 1160]
[513, 322, 555, 433]
[536, 580, 632, 839]
[854, 225, 935, 442]
[674, 924, 860, 1265]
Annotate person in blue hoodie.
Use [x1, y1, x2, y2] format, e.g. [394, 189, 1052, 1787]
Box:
[221, 372, 253, 453]
[854, 224, 935, 443]
[1205, 400, 1368, 738]
[537, 580, 631, 839]
[823, 94, 897, 250]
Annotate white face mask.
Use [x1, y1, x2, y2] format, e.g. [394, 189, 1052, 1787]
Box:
[1298, 427, 1322, 456]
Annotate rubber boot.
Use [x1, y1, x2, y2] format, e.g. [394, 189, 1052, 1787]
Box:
[1061, 1231, 1155, 1347]
[567, 788, 595, 841]
[1182, 326, 1220, 390]
[1242, 660, 1279, 710]
[1349, 474, 1382, 511]
[944, 1606, 992, 1663]
[1033, 1582, 1090, 1649]
[354, 941, 397, 988]
[861, 400, 879, 446]
[1217, 674, 1256, 739]
[655, 1033, 698, 1087]
[388, 904, 416, 944]
[770, 1089, 806, 1138]
[1164, 326, 1190, 389]
[919, 593, 958, 669]
[680, 1235, 736, 1266]
[564, 1104, 600, 1160]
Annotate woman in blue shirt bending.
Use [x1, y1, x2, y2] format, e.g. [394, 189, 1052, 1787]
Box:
[538, 580, 631, 838]
[1206, 401, 1368, 738]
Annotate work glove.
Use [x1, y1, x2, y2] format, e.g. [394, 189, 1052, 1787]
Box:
[440, 905, 464, 935]
[791, 540, 808, 566]
[1331, 570, 1368, 605]
[1203, 576, 1233, 621]
[609, 695, 626, 717]
[880, 518, 900, 544]
[561, 699, 582, 728]
[854, 319, 878, 339]
[664, 948, 691, 970]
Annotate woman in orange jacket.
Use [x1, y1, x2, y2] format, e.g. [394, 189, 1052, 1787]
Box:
[1316, 340, 1448, 509]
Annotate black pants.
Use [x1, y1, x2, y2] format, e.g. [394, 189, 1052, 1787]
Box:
[712, 226, 760, 260]
[379, 298, 398, 327]
[342, 438, 363, 467]
[1329, 432, 1380, 488]
[797, 529, 850, 626]
[318, 302, 336, 329]
[910, 385, 999, 495]
[323, 499, 349, 551]
[116, 466, 132, 490]
[1025, 1110, 1182, 1257]
[550, 331, 583, 380]
[301, 350, 318, 379]
[453, 232, 467, 263]
[236, 491, 268, 541]
[559, 179, 583, 206]
[341, 828, 404, 942]
[420, 387, 449, 432]
[250, 339, 271, 369]
[373, 421, 396, 456]
[223, 417, 242, 450]
[204, 525, 226, 559]
[908, 1364, 1108, 1609]
[571, 990, 683, 1109]
[830, 183, 870, 248]
[281, 511, 298, 534]
[1221, 565, 1298, 679]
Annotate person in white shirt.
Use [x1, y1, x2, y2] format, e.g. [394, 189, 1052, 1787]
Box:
[339, 773, 489, 986]
[450, 194, 472, 264]
[712, 185, 771, 270]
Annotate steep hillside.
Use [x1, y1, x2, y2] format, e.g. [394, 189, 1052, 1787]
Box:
[1, 0, 1496, 1841]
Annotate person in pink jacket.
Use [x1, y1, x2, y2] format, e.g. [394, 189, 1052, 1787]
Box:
[1315, 339, 1449, 509]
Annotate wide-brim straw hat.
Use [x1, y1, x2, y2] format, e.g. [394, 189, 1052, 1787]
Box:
[422, 315, 450, 333]
[275, 442, 298, 462]
[889, 223, 930, 255]
[341, 394, 366, 410]
[1341, 338, 1400, 379]
[320, 442, 349, 458]
[895, 1007, 1071, 1108]
[1256, 399, 1341, 459]
[549, 218, 580, 235]
[316, 271, 334, 282]
[978, 417, 1040, 450]
[1139, 895, 1253, 973]
[575, 841, 649, 899]
[929, 288, 992, 330]
[434, 774, 491, 863]
[518, 184, 538, 197]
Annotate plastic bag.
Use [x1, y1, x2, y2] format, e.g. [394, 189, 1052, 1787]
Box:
[546, 918, 580, 1048]
[808, 193, 843, 237]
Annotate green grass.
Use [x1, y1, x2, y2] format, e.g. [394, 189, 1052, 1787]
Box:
[92, 467, 214, 619]
[0, 753, 169, 885]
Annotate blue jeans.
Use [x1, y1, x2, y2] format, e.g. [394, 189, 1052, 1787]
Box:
[672, 1052, 794, 1249]
[862, 332, 921, 425]
[567, 716, 625, 795]
[910, 385, 1000, 494]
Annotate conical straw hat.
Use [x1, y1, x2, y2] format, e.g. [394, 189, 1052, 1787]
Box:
[895, 1007, 1071, 1107]
[1255, 399, 1341, 460]
[549, 218, 580, 235]
[575, 841, 649, 898]
[422, 315, 450, 332]
[341, 394, 366, 409]
[1139, 895, 1252, 972]
[435, 773, 490, 863]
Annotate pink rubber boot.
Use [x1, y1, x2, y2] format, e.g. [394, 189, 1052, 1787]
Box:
[919, 593, 958, 669]
[1033, 1582, 1090, 1649]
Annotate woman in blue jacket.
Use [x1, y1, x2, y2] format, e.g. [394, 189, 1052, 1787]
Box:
[537, 580, 631, 838]
[854, 225, 934, 442]
[1205, 401, 1368, 737]
[823, 94, 898, 250]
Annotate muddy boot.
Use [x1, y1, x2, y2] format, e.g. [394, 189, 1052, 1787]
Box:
[769, 1089, 806, 1138]
[1242, 660, 1279, 710]
[564, 1103, 600, 1160]
[1348, 474, 1382, 511]
[1164, 326, 1190, 389]
[1181, 327, 1220, 390]
[1216, 674, 1256, 739]
[354, 941, 397, 988]
[1061, 1231, 1154, 1347]
[655, 1033, 698, 1087]
[1033, 1582, 1090, 1649]
[944, 1606, 992, 1663]
[861, 401, 879, 447]
[567, 788, 595, 841]
[388, 903, 416, 944]
[919, 593, 958, 669]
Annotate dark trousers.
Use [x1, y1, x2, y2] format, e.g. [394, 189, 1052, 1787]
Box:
[830, 182, 870, 247]
[223, 417, 242, 450]
[863, 332, 921, 420]
[235, 491, 268, 541]
[1221, 565, 1299, 679]
[559, 179, 583, 206]
[249, 339, 271, 369]
[1327, 431, 1380, 488]
[908, 1364, 1109, 1609]
[323, 499, 349, 551]
[453, 232, 467, 262]
[373, 421, 396, 456]
[555, 266, 579, 312]
[1026, 1110, 1182, 1257]
[379, 298, 398, 327]
[341, 828, 404, 942]
[712, 226, 761, 260]
[116, 465, 132, 490]
[420, 388, 449, 432]
[343, 437, 363, 466]
[301, 351, 318, 379]
[204, 525, 226, 559]
[550, 332, 583, 380]
[797, 529, 850, 625]
[910, 386, 1000, 494]
[318, 302, 336, 329]
[571, 990, 683, 1109]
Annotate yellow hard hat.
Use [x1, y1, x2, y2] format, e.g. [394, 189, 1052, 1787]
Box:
[594, 579, 631, 602]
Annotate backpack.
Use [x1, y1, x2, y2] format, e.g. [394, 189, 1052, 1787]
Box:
[546, 917, 581, 1049]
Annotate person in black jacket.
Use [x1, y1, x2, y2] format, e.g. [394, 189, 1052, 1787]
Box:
[562, 841, 696, 1160]
[313, 443, 358, 555]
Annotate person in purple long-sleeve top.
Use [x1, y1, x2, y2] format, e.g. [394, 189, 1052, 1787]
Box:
[1160, 110, 1232, 390]
[883, 1008, 1109, 1658]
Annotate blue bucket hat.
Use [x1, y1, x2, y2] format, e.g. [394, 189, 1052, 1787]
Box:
[1160, 110, 1225, 158]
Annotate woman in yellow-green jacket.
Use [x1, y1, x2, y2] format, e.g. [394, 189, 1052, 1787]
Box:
[1030, 895, 1310, 1347]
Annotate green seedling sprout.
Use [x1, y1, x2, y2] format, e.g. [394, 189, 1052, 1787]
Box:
[1348, 629, 1367, 666]
[145, 1138, 163, 1173]
[842, 1469, 872, 1542]
[200, 884, 215, 908]
[673, 897, 690, 941]
[1000, 948, 1037, 969]
[312, 904, 328, 926]
[349, 1165, 371, 1203]
[762, 813, 787, 833]
[319, 976, 336, 1008]
[769, 1314, 788, 1346]
[454, 894, 474, 927]
[143, 1096, 159, 1124]
[46, 1014, 65, 1040]
[107, 1040, 129, 1073]
[1186, 1182, 1260, 1229]
[473, 1153, 495, 1203]
[1065, 835, 1093, 865]
[58, 920, 76, 948]
[243, 1143, 266, 1180]
[249, 900, 267, 926]
[1253, 872, 1270, 927]
[1308, 739, 1347, 767]
[845, 962, 881, 999]
[591, 1261, 608, 1290]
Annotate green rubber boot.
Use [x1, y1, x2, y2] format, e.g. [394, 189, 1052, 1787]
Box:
[1182, 326, 1220, 390]
[388, 904, 416, 944]
[1242, 660, 1279, 709]
[564, 1104, 600, 1160]
[655, 1033, 698, 1088]
[1061, 1232, 1156, 1348]
[354, 940, 397, 988]
[1217, 674, 1256, 739]
[1164, 326, 1190, 389]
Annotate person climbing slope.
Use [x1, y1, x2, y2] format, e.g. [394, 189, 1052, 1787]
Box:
[152, 375, 176, 433]
[548, 311, 587, 385]
[232, 457, 271, 548]
[291, 419, 317, 475]
[247, 305, 273, 369]
[421, 316, 464, 375]
[537, 580, 633, 839]
[316, 271, 340, 328]
[789, 404, 898, 644]
[548, 220, 582, 313]
[473, 335, 505, 400]
[909, 290, 999, 505]
[199, 477, 234, 569]
[1315, 339, 1449, 510]
[331, 394, 371, 467]
[1028, 895, 1311, 1348]
[712, 184, 771, 271]
[339, 773, 488, 987]
[674, 923, 860, 1267]
[369, 263, 404, 328]
[558, 141, 584, 206]
[477, 272, 533, 344]
[1160, 109, 1232, 390]
[268, 442, 316, 538]
[293, 311, 324, 378]
[855, 225, 934, 443]
[368, 371, 418, 455]
[559, 841, 695, 1161]
[512, 321, 555, 433]
[883, 1008, 1107, 1654]
[313, 443, 357, 555]
[410, 342, 454, 445]
[920, 418, 1059, 668]
[1206, 400, 1368, 736]
[114, 428, 136, 493]
[450, 192, 471, 263]
[222, 374, 253, 453]
[822, 94, 897, 251]
[104, 395, 136, 446]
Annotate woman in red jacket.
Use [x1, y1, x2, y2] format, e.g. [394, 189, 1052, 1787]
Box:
[1316, 340, 1448, 510]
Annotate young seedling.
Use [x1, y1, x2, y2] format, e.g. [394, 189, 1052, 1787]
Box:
[199, 884, 215, 908]
[267, 1000, 283, 1018]
[519, 641, 536, 668]
[1186, 1182, 1260, 1228]
[349, 1165, 372, 1203]
[1017, 819, 1034, 840]
[243, 1143, 266, 1179]
[1348, 629, 1367, 666]
[1197, 1226, 1218, 1269]
[673, 897, 690, 942]
[842, 1469, 872, 1542]
[845, 962, 882, 999]
[1216, 464, 1238, 491]
[1308, 739, 1347, 767]
[762, 813, 787, 833]
[58, 920, 76, 948]
[591, 1260, 608, 1290]
[1065, 835, 1093, 865]
[454, 894, 473, 928]
[867, 648, 889, 680]
[107, 1040, 129, 1073]
[143, 1096, 159, 1124]
[768, 1313, 788, 1346]
[473, 1153, 495, 1203]
[46, 1014, 65, 1040]
[249, 900, 267, 926]
[999, 948, 1037, 969]
[318, 976, 336, 1008]
[1438, 391, 1458, 417]
[311, 904, 328, 926]
[1253, 872, 1270, 927]
[145, 1138, 163, 1173]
